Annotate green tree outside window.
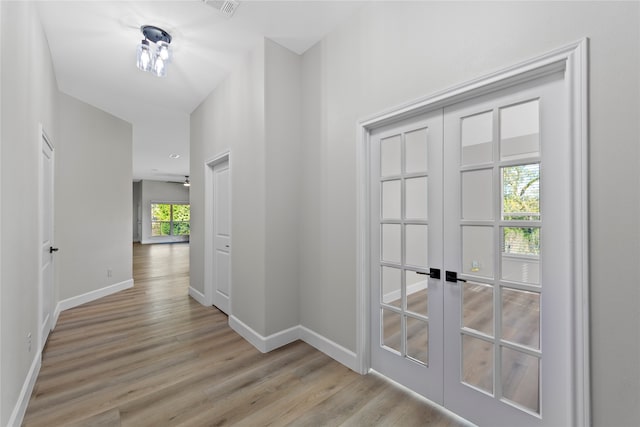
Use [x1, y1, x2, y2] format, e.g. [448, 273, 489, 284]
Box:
[151, 203, 190, 237]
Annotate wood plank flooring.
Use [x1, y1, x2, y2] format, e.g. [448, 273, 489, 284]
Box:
[23, 243, 467, 427]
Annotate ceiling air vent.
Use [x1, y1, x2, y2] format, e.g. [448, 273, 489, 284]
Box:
[202, 0, 240, 18]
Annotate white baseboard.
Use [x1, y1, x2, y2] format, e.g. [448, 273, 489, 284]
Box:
[7, 352, 41, 427]
[188, 286, 207, 306]
[54, 279, 134, 322]
[263, 325, 300, 352]
[299, 326, 359, 372]
[52, 304, 61, 329]
[229, 316, 300, 353]
[228, 315, 358, 372]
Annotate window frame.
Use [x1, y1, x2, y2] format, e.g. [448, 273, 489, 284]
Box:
[150, 202, 190, 237]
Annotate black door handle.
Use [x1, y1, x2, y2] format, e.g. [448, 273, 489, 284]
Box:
[49, 246, 59, 254]
[416, 268, 440, 280]
[445, 271, 467, 283]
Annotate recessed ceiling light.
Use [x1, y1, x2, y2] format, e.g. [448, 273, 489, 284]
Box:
[169, 153, 180, 159]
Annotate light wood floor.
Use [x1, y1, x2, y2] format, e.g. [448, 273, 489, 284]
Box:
[23, 243, 467, 427]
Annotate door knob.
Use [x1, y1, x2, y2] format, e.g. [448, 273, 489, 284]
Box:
[416, 268, 440, 280]
[445, 271, 467, 283]
[49, 246, 59, 254]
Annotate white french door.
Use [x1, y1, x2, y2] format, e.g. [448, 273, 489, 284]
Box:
[370, 69, 575, 426]
[370, 111, 444, 403]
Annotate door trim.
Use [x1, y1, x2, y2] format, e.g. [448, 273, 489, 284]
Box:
[355, 39, 589, 425]
[38, 124, 55, 351]
[204, 151, 232, 309]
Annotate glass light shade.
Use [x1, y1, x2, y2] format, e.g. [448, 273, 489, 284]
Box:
[153, 55, 166, 77]
[136, 40, 152, 72]
[157, 41, 171, 61]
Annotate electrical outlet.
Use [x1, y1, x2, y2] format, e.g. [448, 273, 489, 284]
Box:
[107, 268, 113, 278]
[27, 333, 32, 352]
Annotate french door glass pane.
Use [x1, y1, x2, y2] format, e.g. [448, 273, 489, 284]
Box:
[502, 227, 540, 285]
[405, 224, 428, 267]
[462, 169, 493, 220]
[501, 347, 540, 413]
[381, 266, 402, 308]
[382, 309, 402, 353]
[381, 134, 402, 177]
[405, 128, 429, 174]
[462, 281, 494, 336]
[461, 111, 493, 165]
[462, 334, 494, 394]
[501, 288, 540, 349]
[406, 270, 428, 317]
[406, 317, 429, 365]
[502, 164, 540, 221]
[462, 226, 494, 278]
[382, 180, 401, 219]
[500, 100, 540, 160]
[405, 176, 428, 220]
[382, 224, 402, 264]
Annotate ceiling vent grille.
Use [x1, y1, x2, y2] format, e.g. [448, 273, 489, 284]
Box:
[202, 0, 240, 18]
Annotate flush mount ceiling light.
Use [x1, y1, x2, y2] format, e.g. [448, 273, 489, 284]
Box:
[136, 25, 172, 77]
[183, 176, 190, 187]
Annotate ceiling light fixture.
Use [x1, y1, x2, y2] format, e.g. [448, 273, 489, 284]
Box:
[183, 176, 190, 187]
[136, 25, 172, 77]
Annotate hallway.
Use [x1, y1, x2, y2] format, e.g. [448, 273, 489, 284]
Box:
[23, 243, 465, 426]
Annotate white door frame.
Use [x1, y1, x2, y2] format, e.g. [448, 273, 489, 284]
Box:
[38, 124, 55, 351]
[356, 39, 589, 424]
[204, 151, 232, 310]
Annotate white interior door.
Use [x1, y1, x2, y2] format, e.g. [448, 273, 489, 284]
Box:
[443, 71, 571, 426]
[40, 134, 55, 349]
[370, 70, 575, 426]
[212, 159, 231, 314]
[370, 111, 444, 403]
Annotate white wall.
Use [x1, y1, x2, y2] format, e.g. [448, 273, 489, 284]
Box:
[1, 4, 134, 422]
[191, 39, 302, 337]
[0, 2, 58, 424]
[140, 179, 190, 244]
[56, 93, 133, 301]
[264, 39, 302, 335]
[191, 42, 267, 334]
[298, 2, 639, 425]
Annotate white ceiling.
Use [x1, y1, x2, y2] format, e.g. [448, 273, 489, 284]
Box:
[37, 0, 365, 182]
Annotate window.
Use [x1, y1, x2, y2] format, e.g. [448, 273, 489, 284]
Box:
[151, 203, 190, 236]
